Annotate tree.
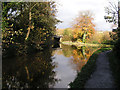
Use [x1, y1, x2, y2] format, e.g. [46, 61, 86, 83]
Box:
[2, 1, 60, 57]
[104, 1, 120, 38]
[104, 1, 120, 58]
[104, 1, 118, 24]
[72, 11, 95, 43]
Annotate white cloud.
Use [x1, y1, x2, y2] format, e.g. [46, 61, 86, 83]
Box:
[55, 0, 117, 31]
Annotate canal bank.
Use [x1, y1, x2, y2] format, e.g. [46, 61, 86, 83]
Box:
[69, 47, 113, 88]
[61, 41, 113, 47]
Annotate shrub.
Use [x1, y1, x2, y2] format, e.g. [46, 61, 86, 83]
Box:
[113, 39, 120, 59]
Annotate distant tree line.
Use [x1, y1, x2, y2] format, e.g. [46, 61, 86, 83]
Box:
[60, 11, 95, 43]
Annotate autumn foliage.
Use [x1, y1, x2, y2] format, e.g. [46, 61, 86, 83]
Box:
[72, 11, 95, 42]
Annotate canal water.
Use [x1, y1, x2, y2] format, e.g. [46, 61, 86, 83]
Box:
[2, 44, 99, 88]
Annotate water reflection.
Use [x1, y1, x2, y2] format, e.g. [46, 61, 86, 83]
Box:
[3, 49, 59, 89]
[52, 44, 99, 88]
[52, 49, 76, 88]
[69, 46, 99, 72]
[3, 44, 99, 88]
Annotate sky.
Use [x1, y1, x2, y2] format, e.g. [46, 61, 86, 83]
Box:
[55, 0, 117, 31]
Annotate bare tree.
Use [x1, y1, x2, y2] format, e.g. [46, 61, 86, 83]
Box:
[104, 0, 120, 28]
[105, 0, 120, 39]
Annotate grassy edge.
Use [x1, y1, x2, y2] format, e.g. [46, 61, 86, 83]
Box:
[108, 51, 120, 88]
[69, 47, 112, 88]
[61, 41, 113, 47]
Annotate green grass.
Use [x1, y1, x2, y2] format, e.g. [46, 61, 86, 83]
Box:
[61, 41, 113, 47]
[69, 47, 112, 88]
[108, 51, 120, 88]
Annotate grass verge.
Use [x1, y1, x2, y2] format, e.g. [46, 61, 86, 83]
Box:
[69, 47, 112, 88]
[61, 41, 113, 47]
[108, 51, 120, 88]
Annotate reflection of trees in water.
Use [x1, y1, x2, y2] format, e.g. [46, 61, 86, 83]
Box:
[71, 46, 99, 71]
[52, 49, 63, 56]
[3, 49, 59, 89]
[61, 44, 99, 72]
[70, 46, 87, 71]
[61, 44, 73, 57]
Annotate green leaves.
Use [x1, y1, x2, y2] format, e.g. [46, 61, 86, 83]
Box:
[2, 1, 60, 56]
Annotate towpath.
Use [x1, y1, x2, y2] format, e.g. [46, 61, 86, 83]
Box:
[85, 51, 116, 88]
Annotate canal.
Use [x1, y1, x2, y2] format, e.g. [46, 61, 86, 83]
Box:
[2, 44, 99, 88]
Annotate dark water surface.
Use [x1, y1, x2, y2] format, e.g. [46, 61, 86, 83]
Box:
[2, 44, 99, 88]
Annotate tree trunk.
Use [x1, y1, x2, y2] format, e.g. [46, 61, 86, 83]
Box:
[25, 66, 30, 80]
[82, 32, 86, 43]
[25, 3, 31, 40]
[82, 46, 86, 58]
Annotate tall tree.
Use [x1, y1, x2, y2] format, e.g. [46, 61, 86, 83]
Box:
[104, 1, 120, 37]
[2, 1, 60, 57]
[72, 11, 95, 43]
[105, 1, 120, 58]
[104, 1, 118, 24]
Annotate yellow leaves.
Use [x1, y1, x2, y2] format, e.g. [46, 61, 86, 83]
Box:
[73, 28, 79, 38]
[88, 24, 91, 27]
[73, 34, 78, 38]
[72, 11, 95, 41]
[98, 39, 101, 44]
[27, 25, 34, 31]
[43, 28, 45, 30]
[83, 27, 87, 30]
[73, 28, 85, 39]
[27, 27, 30, 30]
[77, 39, 82, 42]
[52, 13, 55, 16]
[31, 25, 34, 29]
[73, 50, 78, 55]
[10, 24, 13, 27]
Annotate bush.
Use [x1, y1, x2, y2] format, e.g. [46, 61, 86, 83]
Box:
[87, 31, 111, 44]
[101, 40, 115, 45]
[61, 35, 72, 41]
[92, 41, 99, 44]
[108, 51, 120, 88]
[113, 39, 120, 59]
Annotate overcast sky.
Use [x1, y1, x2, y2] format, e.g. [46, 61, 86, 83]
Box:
[55, 0, 117, 31]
